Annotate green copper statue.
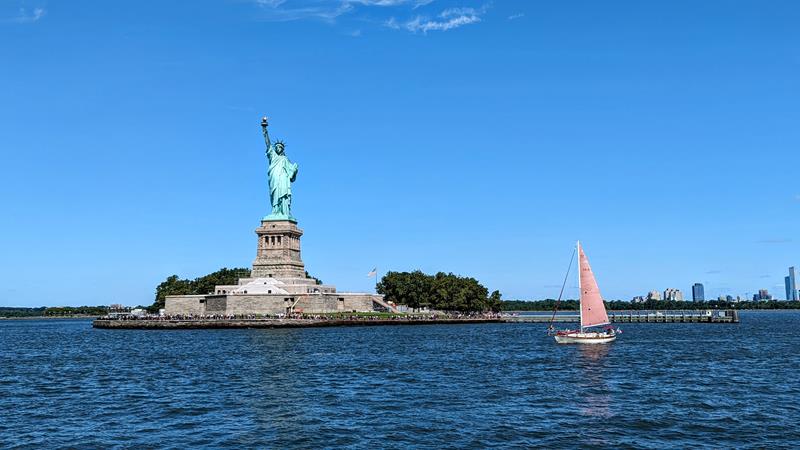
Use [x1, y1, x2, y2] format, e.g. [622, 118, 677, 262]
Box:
[261, 116, 298, 222]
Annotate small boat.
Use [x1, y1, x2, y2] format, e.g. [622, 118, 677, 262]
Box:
[549, 241, 618, 344]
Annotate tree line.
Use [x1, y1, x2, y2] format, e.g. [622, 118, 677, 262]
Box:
[377, 270, 502, 312]
[0, 306, 110, 317]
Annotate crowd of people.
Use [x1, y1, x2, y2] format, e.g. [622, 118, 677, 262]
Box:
[101, 311, 504, 322]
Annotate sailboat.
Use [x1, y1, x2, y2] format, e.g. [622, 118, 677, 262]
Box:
[551, 241, 618, 344]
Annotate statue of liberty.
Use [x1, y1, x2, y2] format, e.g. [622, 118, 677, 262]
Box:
[261, 116, 298, 221]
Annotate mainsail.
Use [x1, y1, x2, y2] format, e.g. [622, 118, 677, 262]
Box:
[578, 242, 610, 329]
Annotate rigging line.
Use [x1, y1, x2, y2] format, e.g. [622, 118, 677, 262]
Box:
[548, 246, 577, 332]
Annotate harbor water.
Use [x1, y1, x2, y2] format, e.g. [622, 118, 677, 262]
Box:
[1, 311, 798, 448]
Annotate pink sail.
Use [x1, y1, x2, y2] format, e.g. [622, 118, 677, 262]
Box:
[578, 242, 610, 328]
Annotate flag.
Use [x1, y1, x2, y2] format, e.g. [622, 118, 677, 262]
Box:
[367, 268, 377, 278]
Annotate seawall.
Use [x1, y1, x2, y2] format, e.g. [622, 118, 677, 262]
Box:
[92, 318, 504, 329]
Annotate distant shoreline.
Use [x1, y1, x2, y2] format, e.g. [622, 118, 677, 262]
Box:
[0, 315, 100, 320]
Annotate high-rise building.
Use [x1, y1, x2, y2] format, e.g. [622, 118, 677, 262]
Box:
[663, 288, 684, 301]
[754, 289, 772, 301]
[692, 283, 705, 302]
[788, 267, 798, 301]
[786, 276, 792, 301]
[647, 290, 662, 301]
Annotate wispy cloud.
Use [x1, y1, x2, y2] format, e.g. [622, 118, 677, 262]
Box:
[255, 0, 437, 23]
[507, 12, 524, 20]
[705, 270, 722, 274]
[386, 5, 487, 33]
[10, 7, 46, 23]
[254, 0, 489, 33]
[757, 238, 793, 244]
[255, 0, 353, 23]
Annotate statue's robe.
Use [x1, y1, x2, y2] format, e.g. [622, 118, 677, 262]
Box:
[267, 145, 298, 213]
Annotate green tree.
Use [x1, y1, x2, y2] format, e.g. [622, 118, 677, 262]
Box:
[150, 267, 251, 312]
[377, 270, 499, 312]
[377, 270, 434, 310]
[305, 270, 322, 285]
[487, 290, 503, 312]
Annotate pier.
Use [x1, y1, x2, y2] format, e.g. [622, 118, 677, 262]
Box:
[93, 309, 739, 329]
[92, 317, 504, 329]
[504, 309, 739, 324]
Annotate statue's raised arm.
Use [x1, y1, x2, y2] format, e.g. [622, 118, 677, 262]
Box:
[261, 116, 271, 152]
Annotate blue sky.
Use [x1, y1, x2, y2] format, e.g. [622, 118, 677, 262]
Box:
[1, 0, 799, 306]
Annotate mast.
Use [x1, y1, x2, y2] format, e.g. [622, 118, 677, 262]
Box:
[547, 246, 576, 332]
[577, 240, 583, 333]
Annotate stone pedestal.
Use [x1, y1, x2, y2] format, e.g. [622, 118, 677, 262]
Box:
[251, 220, 306, 279]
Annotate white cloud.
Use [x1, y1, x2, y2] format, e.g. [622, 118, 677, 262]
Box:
[255, 1, 354, 22]
[255, 0, 432, 22]
[255, 0, 487, 33]
[256, 0, 286, 6]
[13, 7, 46, 23]
[394, 5, 485, 34]
[348, 0, 426, 5]
[507, 12, 524, 20]
[403, 12, 480, 33]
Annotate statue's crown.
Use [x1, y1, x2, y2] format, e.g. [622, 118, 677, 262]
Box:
[275, 140, 286, 148]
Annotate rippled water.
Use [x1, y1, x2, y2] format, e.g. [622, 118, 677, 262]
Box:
[1, 311, 799, 448]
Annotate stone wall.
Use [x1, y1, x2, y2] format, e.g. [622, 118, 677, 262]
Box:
[225, 295, 292, 315]
[164, 293, 382, 316]
[296, 294, 375, 313]
[164, 295, 206, 316]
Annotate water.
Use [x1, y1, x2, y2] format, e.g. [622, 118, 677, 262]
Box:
[1, 312, 798, 449]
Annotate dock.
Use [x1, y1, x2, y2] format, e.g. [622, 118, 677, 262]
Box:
[92, 317, 504, 329]
[504, 309, 739, 324]
[92, 309, 739, 329]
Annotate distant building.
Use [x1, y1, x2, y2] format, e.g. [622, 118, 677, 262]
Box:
[718, 295, 727, 301]
[786, 276, 792, 301]
[753, 289, 772, 301]
[692, 283, 705, 302]
[726, 295, 734, 302]
[663, 288, 684, 301]
[786, 267, 798, 300]
[647, 290, 662, 301]
[631, 296, 646, 303]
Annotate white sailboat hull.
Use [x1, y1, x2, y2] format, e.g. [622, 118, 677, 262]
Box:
[554, 331, 616, 344]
